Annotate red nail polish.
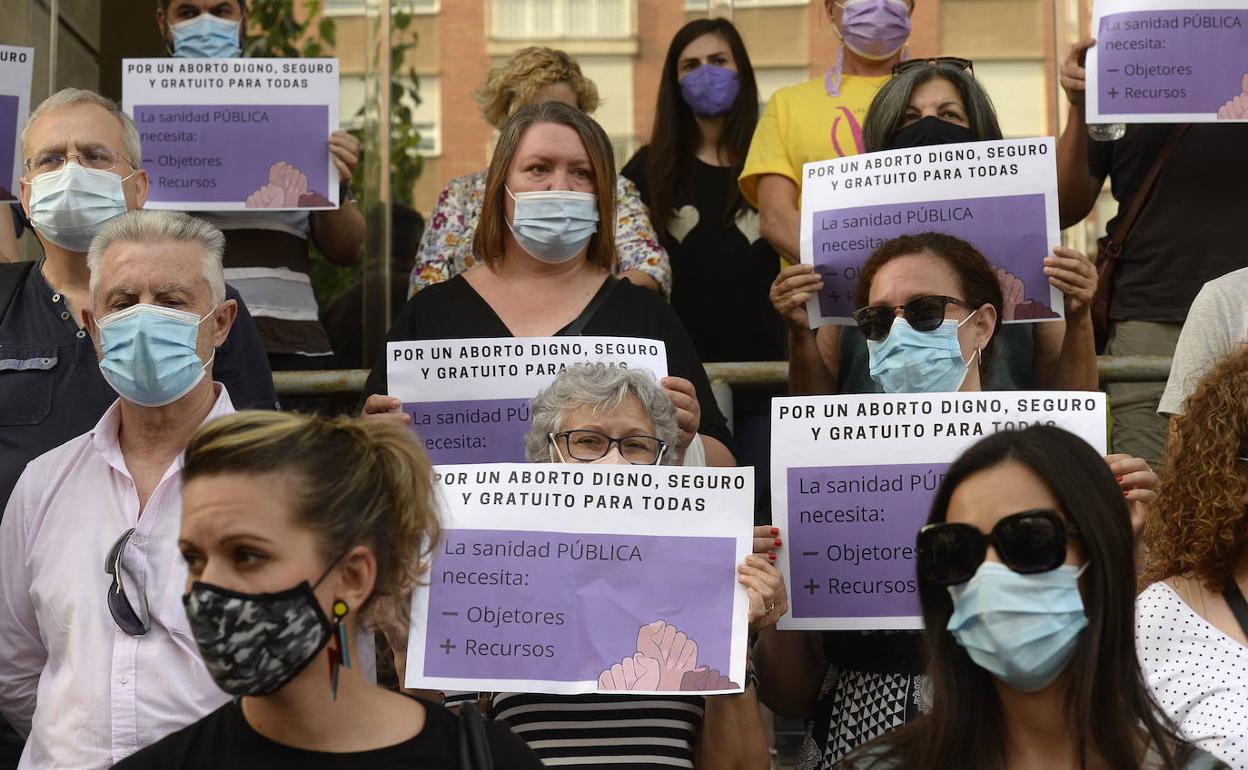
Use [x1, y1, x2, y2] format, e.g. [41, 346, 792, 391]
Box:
[1115, 475, 1123, 482]
[1123, 490, 1131, 497]
[774, 538, 783, 547]
[770, 527, 779, 536]
[768, 554, 776, 562]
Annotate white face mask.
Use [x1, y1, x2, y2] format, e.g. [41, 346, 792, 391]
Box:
[505, 187, 599, 264]
[28, 163, 132, 252]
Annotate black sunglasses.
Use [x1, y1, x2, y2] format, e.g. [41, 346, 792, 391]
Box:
[105, 528, 150, 636]
[852, 295, 973, 341]
[916, 509, 1078, 586]
[892, 57, 975, 77]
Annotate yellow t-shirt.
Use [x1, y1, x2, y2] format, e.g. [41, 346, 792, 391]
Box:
[739, 73, 889, 207]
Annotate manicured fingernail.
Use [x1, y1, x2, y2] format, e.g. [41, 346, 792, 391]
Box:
[774, 538, 783, 547]
[1115, 475, 1123, 482]
[1123, 490, 1131, 497]
[768, 554, 776, 562]
[770, 527, 779, 536]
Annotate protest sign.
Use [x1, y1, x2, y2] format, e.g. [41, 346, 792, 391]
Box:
[771, 392, 1107, 631]
[798, 137, 1062, 328]
[0, 46, 34, 202]
[387, 337, 669, 464]
[1088, 0, 1248, 123]
[406, 464, 753, 695]
[122, 58, 339, 209]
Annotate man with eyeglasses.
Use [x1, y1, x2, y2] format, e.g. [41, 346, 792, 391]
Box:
[0, 209, 240, 769]
[0, 89, 276, 512]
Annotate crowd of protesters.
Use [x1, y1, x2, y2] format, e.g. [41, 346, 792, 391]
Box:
[0, 0, 1245, 768]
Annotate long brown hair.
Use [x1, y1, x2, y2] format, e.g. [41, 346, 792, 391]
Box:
[1142, 346, 1248, 590]
[843, 427, 1194, 770]
[643, 18, 758, 241]
[472, 101, 618, 271]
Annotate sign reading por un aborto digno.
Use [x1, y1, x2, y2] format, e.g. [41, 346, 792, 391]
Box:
[0, 46, 34, 202]
[387, 337, 669, 464]
[406, 464, 753, 695]
[1088, 0, 1248, 123]
[121, 58, 340, 210]
[771, 392, 1107, 631]
[798, 137, 1062, 328]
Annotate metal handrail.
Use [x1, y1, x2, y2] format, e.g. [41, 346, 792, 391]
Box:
[271, 356, 1174, 398]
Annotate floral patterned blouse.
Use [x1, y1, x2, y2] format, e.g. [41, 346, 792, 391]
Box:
[409, 170, 672, 297]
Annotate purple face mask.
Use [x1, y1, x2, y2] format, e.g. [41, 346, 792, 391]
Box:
[679, 65, 740, 117]
[838, 0, 911, 60]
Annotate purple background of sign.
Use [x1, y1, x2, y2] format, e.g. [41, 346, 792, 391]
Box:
[1097, 10, 1248, 114]
[0, 95, 16, 199]
[403, 397, 532, 464]
[134, 104, 329, 203]
[787, 463, 949, 619]
[424, 529, 737, 682]
[812, 193, 1051, 319]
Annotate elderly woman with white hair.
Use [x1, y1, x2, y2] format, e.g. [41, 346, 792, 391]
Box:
[456, 363, 782, 769]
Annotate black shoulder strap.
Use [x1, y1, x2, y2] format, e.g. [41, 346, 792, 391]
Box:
[0, 261, 35, 323]
[560, 276, 618, 337]
[1221, 580, 1248, 639]
[457, 701, 495, 770]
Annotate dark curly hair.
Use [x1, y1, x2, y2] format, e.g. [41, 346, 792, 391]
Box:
[1142, 345, 1248, 590]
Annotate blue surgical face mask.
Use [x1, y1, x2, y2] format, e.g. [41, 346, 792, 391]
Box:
[946, 562, 1089, 693]
[171, 13, 242, 59]
[506, 187, 599, 264]
[866, 312, 979, 393]
[97, 303, 216, 407]
[28, 163, 132, 253]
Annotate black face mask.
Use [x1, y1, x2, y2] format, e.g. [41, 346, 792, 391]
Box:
[886, 115, 976, 150]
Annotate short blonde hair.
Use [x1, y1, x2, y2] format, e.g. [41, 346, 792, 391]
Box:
[184, 411, 442, 624]
[475, 47, 600, 129]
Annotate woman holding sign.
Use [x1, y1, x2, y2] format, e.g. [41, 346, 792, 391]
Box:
[361, 102, 735, 467]
[1137, 349, 1248, 768]
[111, 411, 544, 769]
[771, 59, 1099, 396]
[837, 426, 1223, 770]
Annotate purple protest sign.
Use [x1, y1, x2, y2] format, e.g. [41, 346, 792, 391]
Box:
[0, 95, 16, 200]
[1095, 8, 1248, 117]
[812, 194, 1053, 320]
[786, 463, 949, 620]
[403, 397, 533, 464]
[423, 529, 737, 687]
[133, 104, 332, 206]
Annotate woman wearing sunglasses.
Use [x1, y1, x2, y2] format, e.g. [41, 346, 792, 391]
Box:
[837, 425, 1223, 770]
[772, 57, 1099, 397]
[1137, 349, 1248, 768]
[112, 411, 543, 769]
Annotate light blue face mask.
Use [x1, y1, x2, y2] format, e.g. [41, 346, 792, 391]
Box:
[946, 562, 1089, 693]
[28, 163, 131, 253]
[866, 312, 979, 393]
[171, 13, 242, 59]
[98, 303, 216, 407]
[506, 187, 599, 264]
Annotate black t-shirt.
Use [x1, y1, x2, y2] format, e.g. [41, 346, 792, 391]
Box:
[364, 274, 735, 451]
[622, 147, 784, 363]
[1088, 123, 1248, 323]
[110, 698, 543, 770]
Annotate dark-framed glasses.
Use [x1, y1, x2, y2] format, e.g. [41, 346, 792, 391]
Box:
[24, 147, 133, 176]
[550, 430, 668, 465]
[917, 509, 1078, 586]
[105, 527, 150, 636]
[892, 57, 974, 77]
[852, 295, 973, 341]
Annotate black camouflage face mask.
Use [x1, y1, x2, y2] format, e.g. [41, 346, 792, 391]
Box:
[184, 580, 333, 696]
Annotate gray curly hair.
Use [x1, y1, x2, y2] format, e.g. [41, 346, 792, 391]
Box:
[524, 364, 679, 465]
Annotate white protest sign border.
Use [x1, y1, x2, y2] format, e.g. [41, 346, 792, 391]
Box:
[798, 137, 1062, 329]
[121, 58, 340, 210]
[406, 464, 753, 696]
[771, 391, 1108, 631]
[0, 46, 34, 201]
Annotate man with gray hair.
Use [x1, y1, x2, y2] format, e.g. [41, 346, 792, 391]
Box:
[0, 209, 239, 769]
[0, 88, 276, 513]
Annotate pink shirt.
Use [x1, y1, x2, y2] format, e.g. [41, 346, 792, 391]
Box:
[0, 387, 235, 769]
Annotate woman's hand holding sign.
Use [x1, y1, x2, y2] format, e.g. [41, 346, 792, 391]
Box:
[1044, 246, 1097, 319]
[769, 264, 824, 331]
